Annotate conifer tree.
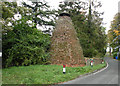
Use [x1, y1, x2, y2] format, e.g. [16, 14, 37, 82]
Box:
[22, 1, 55, 33]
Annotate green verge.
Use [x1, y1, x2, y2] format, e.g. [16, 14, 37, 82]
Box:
[2, 62, 106, 84]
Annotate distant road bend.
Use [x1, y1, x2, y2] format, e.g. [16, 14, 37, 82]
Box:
[62, 57, 118, 84]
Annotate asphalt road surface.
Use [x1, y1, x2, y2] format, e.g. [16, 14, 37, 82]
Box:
[62, 57, 119, 84]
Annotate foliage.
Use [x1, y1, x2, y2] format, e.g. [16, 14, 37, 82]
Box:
[1, 2, 32, 33]
[2, 17, 51, 68]
[22, 1, 55, 33]
[112, 52, 117, 59]
[110, 13, 120, 32]
[1, 1, 107, 68]
[108, 13, 120, 44]
[57, 1, 107, 58]
[108, 13, 120, 54]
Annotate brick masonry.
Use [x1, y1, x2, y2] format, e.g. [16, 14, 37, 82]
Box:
[50, 15, 85, 67]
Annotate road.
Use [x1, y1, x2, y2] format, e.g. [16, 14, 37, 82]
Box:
[61, 57, 119, 84]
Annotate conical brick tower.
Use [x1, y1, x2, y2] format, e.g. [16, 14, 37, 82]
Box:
[50, 13, 85, 67]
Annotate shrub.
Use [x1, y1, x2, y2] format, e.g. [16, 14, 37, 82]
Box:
[113, 52, 117, 59]
[2, 17, 51, 68]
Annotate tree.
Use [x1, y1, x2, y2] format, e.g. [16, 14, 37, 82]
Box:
[108, 13, 120, 58]
[22, 0, 55, 34]
[1, 2, 32, 33]
[108, 13, 120, 47]
[2, 2, 51, 68]
[2, 17, 51, 68]
[57, 1, 106, 58]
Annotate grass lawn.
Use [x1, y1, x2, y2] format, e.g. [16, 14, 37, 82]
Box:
[2, 62, 106, 84]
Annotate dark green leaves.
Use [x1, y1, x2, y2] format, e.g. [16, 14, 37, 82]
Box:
[2, 17, 51, 68]
[58, 1, 106, 58]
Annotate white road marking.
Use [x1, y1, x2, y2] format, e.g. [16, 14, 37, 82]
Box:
[78, 61, 109, 79]
[92, 61, 109, 75]
[0, 52, 2, 57]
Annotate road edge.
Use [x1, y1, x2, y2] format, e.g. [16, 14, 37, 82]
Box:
[78, 61, 108, 77]
[57, 61, 109, 85]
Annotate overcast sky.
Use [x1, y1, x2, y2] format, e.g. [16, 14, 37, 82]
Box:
[45, 0, 120, 34]
[100, 0, 120, 33]
[17, 0, 120, 33]
[43, 0, 120, 52]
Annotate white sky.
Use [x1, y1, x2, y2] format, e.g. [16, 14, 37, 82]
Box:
[100, 0, 120, 33]
[7, 0, 120, 52]
[17, 0, 120, 34]
[44, 0, 120, 52]
[45, 0, 120, 34]
[17, 0, 120, 33]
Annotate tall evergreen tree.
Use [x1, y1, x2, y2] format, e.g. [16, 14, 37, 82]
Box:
[57, 1, 106, 58]
[22, 0, 55, 33]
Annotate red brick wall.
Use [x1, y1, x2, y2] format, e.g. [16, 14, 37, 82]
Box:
[85, 58, 103, 66]
[50, 16, 85, 67]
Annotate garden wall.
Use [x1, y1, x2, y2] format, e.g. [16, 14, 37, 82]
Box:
[85, 58, 103, 66]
